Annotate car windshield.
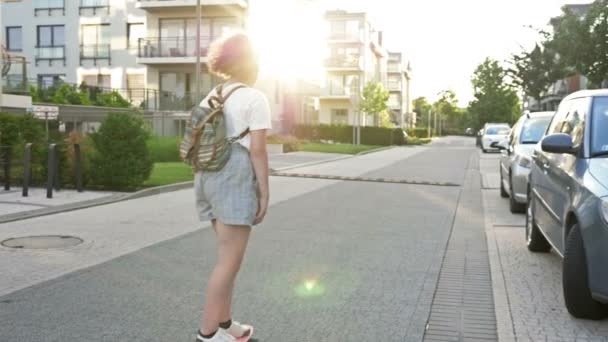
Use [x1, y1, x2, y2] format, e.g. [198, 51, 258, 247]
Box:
[519, 117, 552, 144]
[591, 96, 608, 157]
[485, 126, 510, 135]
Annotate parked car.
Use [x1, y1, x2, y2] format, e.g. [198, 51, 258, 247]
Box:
[480, 123, 510, 153]
[476, 128, 484, 147]
[493, 112, 554, 213]
[526, 90, 608, 320]
[465, 127, 475, 136]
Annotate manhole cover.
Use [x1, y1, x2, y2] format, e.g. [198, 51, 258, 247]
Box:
[1, 235, 83, 249]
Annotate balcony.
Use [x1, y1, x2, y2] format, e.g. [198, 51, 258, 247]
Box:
[1, 55, 28, 95]
[35, 46, 65, 66]
[325, 57, 362, 71]
[136, 0, 248, 12]
[80, 44, 111, 65]
[137, 37, 213, 64]
[34, 0, 65, 16]
[79, 0, 110, 15]
[388, 64, 403, 74]
[320, 87, 359, 101]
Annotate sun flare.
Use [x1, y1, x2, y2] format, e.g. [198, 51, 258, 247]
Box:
[248, 0, 325, 81]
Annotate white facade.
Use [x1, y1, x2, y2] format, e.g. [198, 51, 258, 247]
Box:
[1, 0, 146, 90]
[319, 10, 387, 128]
[387, 51, 413, 128]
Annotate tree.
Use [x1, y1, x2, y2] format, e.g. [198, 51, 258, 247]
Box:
[468, 58, 521, 128]
[509, 43, 565, 103]
[433, 90, 463, 133]
[413, 96, 432, 128]
[549, 0, 608, 87]
[359, 81, 389, 126]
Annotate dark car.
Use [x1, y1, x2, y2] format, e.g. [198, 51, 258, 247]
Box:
[526, 90, 608, 319]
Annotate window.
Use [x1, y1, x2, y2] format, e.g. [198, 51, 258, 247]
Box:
[127, 74, 145, 105]
[81, 24, 111, 59]
[38, 25, 64, 47]
[331, 109, 348, 125]
[38, 74, 65, 89]
[36, 25, 65, 61]
[82, 74, 111, 88]
[388, 94, 401, 108]
[591, 96, 608, 156]
[6, 27, 22, 51]
[550, 98, 588, 147]
[330, 20, 359, 40]
[127, 23, 145, 49]
[519, 117, 552, 144]
[388, 75, 401, 90]
[328, 75, 359, 96]
[562, 98, 589, 147]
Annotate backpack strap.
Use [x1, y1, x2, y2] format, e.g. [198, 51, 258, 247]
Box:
[207, 83, 246, 108]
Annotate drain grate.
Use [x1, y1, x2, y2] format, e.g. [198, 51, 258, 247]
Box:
[1, 235, 83, 249]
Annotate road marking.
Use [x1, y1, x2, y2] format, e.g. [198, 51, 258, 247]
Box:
[270, 172, 461, 187]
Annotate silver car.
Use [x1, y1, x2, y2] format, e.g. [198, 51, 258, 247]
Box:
[494, 112, 554, 213]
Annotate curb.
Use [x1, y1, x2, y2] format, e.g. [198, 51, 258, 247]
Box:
[0, 182, 195, 225]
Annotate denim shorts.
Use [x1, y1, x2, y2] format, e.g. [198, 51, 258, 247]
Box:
[194, 143, 258, 226]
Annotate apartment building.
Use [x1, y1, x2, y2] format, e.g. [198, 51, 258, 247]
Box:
[1, 0, 147, 93]
[319, 10, 387, 127]
[136, 0, 248, 112]
[386, 51, 413, 128]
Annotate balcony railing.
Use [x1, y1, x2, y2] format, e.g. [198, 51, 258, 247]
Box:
[138, 37, 215, 59]
[1, 55, 28, 95]
[79, 0, 110, 14]
[35, 46, 66, 66]
[324, 86, 359, 98]
[80, 44, 111, 65]
[34, 0, 65, 15]
[328, 33, 361, 42]
[325, 57, 360, 69]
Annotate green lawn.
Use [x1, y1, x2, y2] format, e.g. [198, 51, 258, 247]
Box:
[299, 143, 382, 154]
[144, 162, 193, 187]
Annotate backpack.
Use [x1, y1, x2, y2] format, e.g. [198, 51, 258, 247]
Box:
[180, 84, 249, 172]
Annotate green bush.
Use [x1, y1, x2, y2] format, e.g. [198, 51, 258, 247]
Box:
[147, 136, 181, 163]
[267, 135, 301, 152]
[94, 91, 131, 108]
[52, 84, 91, 105]
[89, 113, 153, 190]
[294, 124, 405, 146]
[406, 128, 429, 138]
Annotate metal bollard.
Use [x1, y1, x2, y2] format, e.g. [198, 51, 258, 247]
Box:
[47, 144, 56, 199]
[2, 146, 11, 191]
[74, 144, 83, 193]
[54, 146, 60, 192]
[22, 143, 32, 197]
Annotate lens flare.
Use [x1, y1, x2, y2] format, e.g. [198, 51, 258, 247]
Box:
[295, 279, 325, 297]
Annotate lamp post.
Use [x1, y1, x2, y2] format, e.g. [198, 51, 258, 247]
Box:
[195, 0, 201, 105]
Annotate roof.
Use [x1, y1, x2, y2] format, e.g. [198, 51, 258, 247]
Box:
[563, 89, 608, 101]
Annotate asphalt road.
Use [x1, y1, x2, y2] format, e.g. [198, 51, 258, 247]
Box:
[0, 137, 483, 342]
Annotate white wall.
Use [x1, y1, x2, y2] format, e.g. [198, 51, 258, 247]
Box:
[1, 0, 146, 89]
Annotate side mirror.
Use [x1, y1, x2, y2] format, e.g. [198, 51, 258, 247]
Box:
[541, 133, 576, 154]
[491, 140, 509, 151]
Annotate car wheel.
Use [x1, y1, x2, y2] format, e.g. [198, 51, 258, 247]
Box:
[509, 176, 526, 213]
[563, 224, 607, 320]
[500, 170, 508, 198]
[525, 193, 551, 253]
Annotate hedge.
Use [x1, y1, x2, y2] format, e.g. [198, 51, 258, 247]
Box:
[294, 124, 405, 146]
[406, 128, 429, 138]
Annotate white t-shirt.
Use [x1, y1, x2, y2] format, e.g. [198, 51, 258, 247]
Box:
[199, 83, 272, 150]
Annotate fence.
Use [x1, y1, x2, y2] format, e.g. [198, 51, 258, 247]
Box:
[1, 78, 205, 112]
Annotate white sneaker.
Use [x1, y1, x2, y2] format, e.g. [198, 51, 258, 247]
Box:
[225, 321, 254, 340]
[196, 329, 236, 342]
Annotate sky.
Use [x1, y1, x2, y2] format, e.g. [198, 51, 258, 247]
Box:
[248, 0, 595, 105]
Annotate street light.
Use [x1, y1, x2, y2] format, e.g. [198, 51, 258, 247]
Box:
[195, 0, 201, 105]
